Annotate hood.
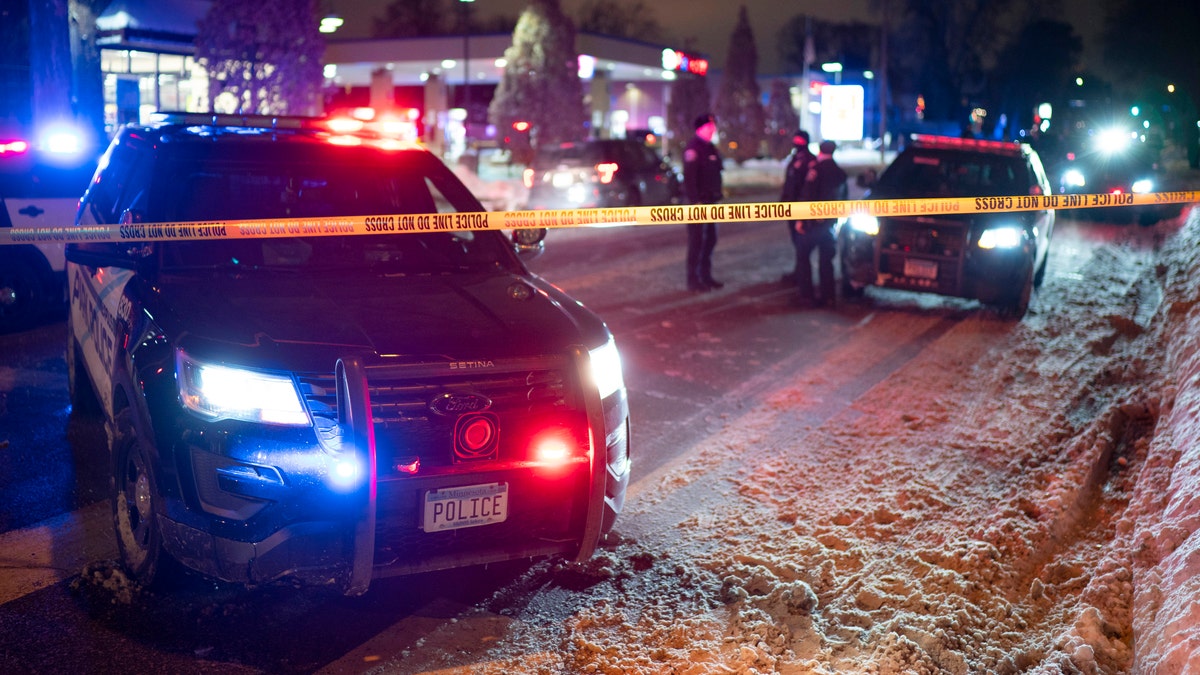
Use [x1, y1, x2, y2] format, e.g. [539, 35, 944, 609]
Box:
[154, 270, 603, 366]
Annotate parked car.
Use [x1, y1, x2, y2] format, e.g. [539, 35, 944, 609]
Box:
[839, 135, 1055, 317]
[66, 113, 630, 596]
[0, 128, 96, 332]
[1056, 127, 1166, 225]
[523, 138, 682, 209]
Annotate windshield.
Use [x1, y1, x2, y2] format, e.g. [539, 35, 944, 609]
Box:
[876, 149, 1030, 198]
[151, 149, 512, 273]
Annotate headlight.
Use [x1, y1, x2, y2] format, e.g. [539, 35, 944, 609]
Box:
[1132, 178, 1153, 193]
[977, 226, 1024, 250]
[177, 352, 310, 426]
[846, 214, 880, 236]
[1096, 127, 1132, 155]
[588, 338, 624, 400]
[1062, 169, 1086, 188]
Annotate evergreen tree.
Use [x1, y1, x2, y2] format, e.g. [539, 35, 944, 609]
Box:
[196, 0, 324, 115]
[488, 0, 587, 156]
[665, 71, 711, 162]
[764, 79, 799, 159]
[714, 6, 765, 163]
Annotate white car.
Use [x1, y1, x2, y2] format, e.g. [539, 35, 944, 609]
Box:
[0, 130, 95, 332]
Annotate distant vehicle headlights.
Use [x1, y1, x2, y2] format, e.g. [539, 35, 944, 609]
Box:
[1062, 168, 1086, 188]
[1096, 127, 1133, 155]
[977, 225, 1024, 250]
[1131, 178, 1154, 193]
[588, 338, 624, 400]
[177, 352, 311, 426]
[845, 214, 880, 236]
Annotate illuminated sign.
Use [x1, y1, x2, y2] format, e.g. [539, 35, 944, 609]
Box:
[819, 85, 865, 142]
[661, 49, 709, 76]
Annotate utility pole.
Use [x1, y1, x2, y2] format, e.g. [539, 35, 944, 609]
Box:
[878, 0, 889, 163]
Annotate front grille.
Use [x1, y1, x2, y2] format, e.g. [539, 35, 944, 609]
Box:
[880, 218, 966, 257]
[298, 355, 593, 576]
[297, 356, 584, 475]
[878, 218, 967, 295]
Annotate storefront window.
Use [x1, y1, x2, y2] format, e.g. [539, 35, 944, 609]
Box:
[101, 49, 208, 133]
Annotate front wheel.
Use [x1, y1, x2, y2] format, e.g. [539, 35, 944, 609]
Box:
[1001, 264, 1035, 318]
[111, 408, 173, 588]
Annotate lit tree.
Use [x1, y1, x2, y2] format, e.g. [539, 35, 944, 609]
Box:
[195, 0, 324, 115]
[764, 79, 799, 159]
[488, 0, 587, 153]
[715, 5, 765, 163]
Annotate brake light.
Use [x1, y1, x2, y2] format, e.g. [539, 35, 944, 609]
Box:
[596, 162, 618, 184]
[523, 167, 535, 189]
[0, 140, 29, 154]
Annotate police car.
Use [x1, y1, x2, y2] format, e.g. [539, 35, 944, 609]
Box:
[839, 135, 1055, 317]
[66, 113, 630, 595]
[0, 127, 95, 332]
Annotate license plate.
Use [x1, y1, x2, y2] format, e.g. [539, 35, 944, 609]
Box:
[904, 258, 938, 280]
[422, 482, 509, 532]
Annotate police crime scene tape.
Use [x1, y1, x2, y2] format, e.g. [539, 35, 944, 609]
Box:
[2, 191, 1198, 246]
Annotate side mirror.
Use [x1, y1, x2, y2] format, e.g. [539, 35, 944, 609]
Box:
[65, 242, 144, 269]
[511, 228, 548, 258]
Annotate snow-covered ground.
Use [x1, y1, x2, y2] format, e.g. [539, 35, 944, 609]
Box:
[376, 160, 1200, 674]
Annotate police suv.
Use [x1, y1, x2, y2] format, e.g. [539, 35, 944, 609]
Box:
[839, 135, 1055, 317]
[66, 113, 630, 595]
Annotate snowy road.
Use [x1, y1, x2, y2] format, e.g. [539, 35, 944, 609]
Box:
[333, 211, 1196, 674]
[2, 203, 1198, 674]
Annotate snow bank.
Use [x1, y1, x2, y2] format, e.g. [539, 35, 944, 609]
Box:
[1130, 205, 1200, 671]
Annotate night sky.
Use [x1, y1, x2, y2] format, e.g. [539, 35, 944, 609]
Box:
[328, 0, 1105, 76]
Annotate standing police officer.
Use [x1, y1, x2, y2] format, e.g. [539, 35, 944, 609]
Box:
[779, 129, 815, 283]
[683, 113, 724, 292]
[794, 140, 848, 307]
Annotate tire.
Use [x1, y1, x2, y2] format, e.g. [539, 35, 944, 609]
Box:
[111, 408, 173, 589]
[1002, 264, 1034, 318]
[1033, 253, 1048, 289]
[0, 252, 49, 333]
[838, 252, 864, 299]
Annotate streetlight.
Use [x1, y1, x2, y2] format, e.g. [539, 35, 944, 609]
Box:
[821, 62, 843, 85]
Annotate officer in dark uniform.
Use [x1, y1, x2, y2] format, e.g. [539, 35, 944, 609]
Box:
[779, 129, 815, 283]
[683, 113, 724, 291]
[794, 140, 848, 307]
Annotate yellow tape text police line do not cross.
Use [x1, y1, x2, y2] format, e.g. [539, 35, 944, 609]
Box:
[2, 191, 1197, 246]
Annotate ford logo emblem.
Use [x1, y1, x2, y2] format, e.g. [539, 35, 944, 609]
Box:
[429, 393, 493, 416]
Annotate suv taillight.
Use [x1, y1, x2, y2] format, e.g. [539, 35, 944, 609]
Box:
[595, 162, 618, 184]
